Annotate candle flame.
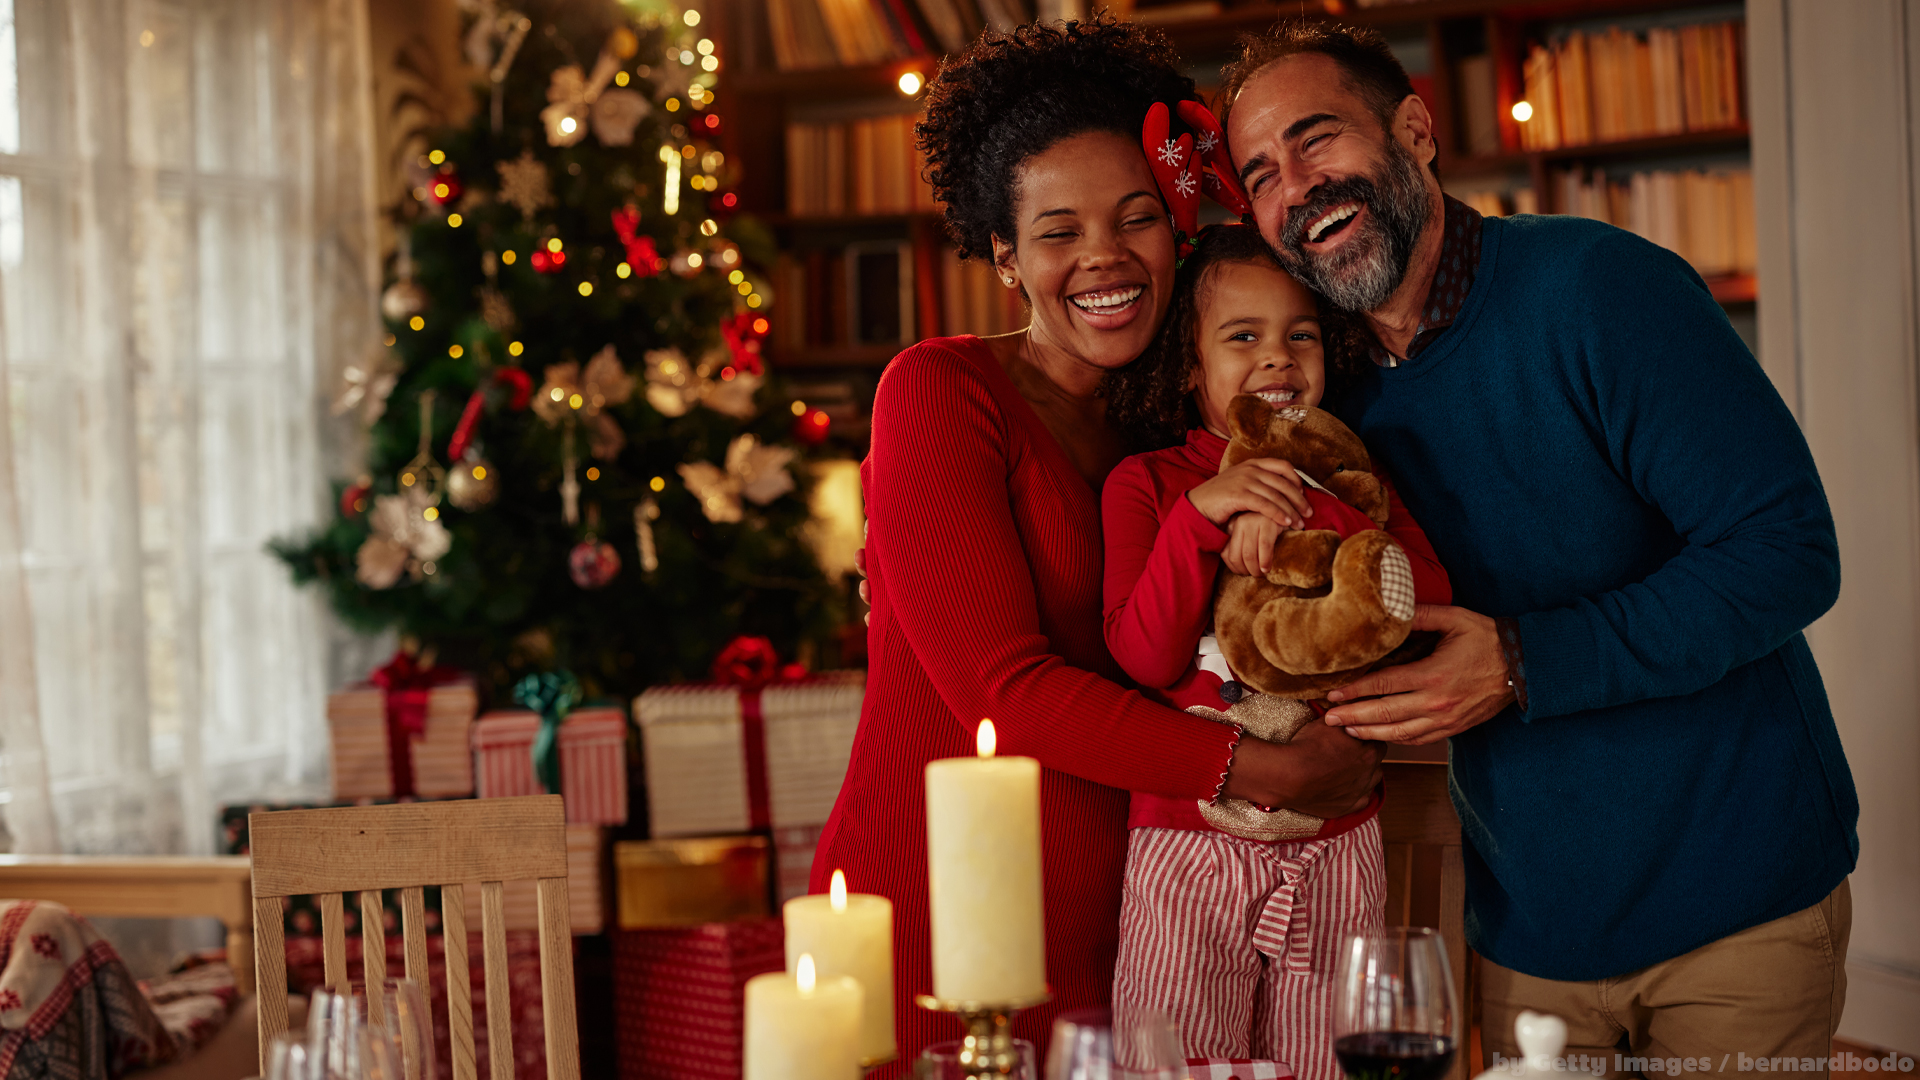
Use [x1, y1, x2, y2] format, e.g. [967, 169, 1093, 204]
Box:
[830, 870, 848, 912]
[977, 719, 997, 758]
[796, 953, 816, 994]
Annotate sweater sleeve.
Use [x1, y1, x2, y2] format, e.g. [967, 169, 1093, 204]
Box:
[1378, 473, 1451, 605]
[866, 344, 1236, 799]
[1101, 457, 1228, 690]
[1513, 234, 1840, 720]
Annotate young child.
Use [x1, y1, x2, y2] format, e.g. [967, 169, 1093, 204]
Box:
[1101, 224, 1452, 1078]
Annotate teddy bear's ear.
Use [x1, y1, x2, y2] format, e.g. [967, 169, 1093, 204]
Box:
[1226, 394, 1272, 441]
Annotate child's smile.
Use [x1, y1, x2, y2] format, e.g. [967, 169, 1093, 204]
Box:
[1191, 258, 1328, 438]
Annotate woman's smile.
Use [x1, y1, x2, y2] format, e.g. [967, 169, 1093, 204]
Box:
[1068, 283, 1148, 328]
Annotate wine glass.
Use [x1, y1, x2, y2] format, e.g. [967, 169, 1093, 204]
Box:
[265, 1032, 313, 1080]
[306, 979, 437, 1080]
[917, 1038, 1039, 1079]
[1048, 1007, 1188, 1080]
[1333, 928, 1460, 1080]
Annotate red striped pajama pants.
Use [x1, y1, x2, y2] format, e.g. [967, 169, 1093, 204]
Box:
[1111, 817, 1385, 1080]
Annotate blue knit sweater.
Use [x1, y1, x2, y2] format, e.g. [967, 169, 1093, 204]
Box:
[1346, 214, 1858, 980]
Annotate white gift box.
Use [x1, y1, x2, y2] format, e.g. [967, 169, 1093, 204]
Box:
[634, 672, 864, 839]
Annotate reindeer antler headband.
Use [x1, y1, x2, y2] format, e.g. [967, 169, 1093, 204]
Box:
[1142, 100, 1253, 260]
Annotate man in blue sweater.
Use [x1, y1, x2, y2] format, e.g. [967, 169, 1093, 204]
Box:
[1221, 23, 1857, 1070]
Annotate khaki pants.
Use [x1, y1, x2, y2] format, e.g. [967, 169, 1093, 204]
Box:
[1482, 880, 1851, 1079]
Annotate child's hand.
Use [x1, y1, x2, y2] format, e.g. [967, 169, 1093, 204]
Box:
[1222, 512, 1283, 576]
[1186, 459, 1313, 530]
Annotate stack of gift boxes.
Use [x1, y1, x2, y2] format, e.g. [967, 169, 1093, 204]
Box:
[312, 659, 865, 1078]
[614, 671, 865, 1080]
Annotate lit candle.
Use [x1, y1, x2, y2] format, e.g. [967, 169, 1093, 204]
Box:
[743, 953, 863, 1080]
[784, 870, 896, 1064]
[924, 719, 1047, 1003]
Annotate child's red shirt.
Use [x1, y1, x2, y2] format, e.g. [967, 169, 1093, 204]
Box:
[1101, 425, 1453, 839]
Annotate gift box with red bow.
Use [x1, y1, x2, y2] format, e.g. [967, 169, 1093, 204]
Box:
[471, 705, 631, 825]
[611, 917, 785, 1080]
[325, 653, 476, 800]
[633, 637, 863, 898]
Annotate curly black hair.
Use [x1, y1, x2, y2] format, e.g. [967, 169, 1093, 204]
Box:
[917, 15, 1199, 261]
[1103, 224, 1373, 453]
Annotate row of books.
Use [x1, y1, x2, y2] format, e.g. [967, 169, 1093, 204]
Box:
[939, 247, 1027, 339]
[787, 115, 940, 217]
[765, 0, 1030, 69]
[1516, 20, 1744, 151]
[1452, 187, 1541, 219]
[1552, 166, 1756, 279]
[768, 243, 1023, 358]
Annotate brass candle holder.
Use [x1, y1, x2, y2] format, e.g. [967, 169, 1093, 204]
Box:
[916, 991, 1052, 1078]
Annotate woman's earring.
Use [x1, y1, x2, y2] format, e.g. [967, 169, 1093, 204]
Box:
[1002, 276, 1015, 286]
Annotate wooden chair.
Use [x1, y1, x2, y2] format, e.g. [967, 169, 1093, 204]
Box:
[1379, 758, 1474, 1080]
[247, 794, 580, 1080]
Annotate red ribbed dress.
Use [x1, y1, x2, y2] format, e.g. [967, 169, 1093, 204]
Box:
[810, 337, 1243, 1074]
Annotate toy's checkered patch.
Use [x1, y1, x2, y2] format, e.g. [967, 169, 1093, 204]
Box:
[1379, 544, 1415, 621]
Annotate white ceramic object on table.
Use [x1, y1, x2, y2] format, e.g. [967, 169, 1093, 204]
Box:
[1472, 1010, 1579, 1080]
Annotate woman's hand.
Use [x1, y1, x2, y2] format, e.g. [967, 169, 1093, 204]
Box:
[1220, 719, 1383, 818]
[1187, 459, 1313, 530]
[1221, 512, 1283, 577]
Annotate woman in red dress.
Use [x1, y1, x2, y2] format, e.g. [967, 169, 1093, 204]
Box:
[809, 18, 1385, 1073]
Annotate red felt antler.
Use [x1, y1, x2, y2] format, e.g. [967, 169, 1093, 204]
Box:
[1177, 100, 1252, 220]
[1142, 102, 1201, 238]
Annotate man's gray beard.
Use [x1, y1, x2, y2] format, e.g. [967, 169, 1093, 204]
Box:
[1273, 136, 1432, 313]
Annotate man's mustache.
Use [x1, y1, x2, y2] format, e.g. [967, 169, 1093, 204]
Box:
[1280, 176, 1383, 256]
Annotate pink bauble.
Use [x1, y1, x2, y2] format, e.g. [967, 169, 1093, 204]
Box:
[568, 539, 622, 589]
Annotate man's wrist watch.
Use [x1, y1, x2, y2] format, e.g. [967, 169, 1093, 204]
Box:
[1494, 616, 1530, 712]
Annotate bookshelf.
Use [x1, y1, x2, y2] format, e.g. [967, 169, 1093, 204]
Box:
[708, 0, 1756, 377]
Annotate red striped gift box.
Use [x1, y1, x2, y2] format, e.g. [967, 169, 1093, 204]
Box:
[471, 710, 541, 799]
[558, 706, 630, 825]
[612, 917, 785, 1080]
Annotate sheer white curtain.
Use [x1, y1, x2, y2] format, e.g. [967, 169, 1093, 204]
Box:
[0, 0, 378, 855]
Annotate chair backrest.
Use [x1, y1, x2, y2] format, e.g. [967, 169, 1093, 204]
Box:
[247, 795, 579, 1080]
[1378, 760, 1473, 1080]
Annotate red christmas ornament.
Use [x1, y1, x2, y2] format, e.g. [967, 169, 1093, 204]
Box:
[529, 249, 551, 272]
[793, 407, 831, 445]
[493, 367, 533, 410]
[721, 311, 766, 376]
[340, 480, 371, 519]
[568, 538, 622, 589]
[428, 170, 463, 206]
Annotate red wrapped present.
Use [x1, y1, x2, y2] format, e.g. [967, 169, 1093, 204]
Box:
[558, 707, 629, 824]
[612, 918, 785, 1080]
[474, 707, 630, 826]
[472, 710, 542, 799]
[633, 671, 863, 839]
[327, 654, 476, 800]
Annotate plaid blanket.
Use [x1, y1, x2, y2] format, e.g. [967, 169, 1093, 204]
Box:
[0, 901, 239, 1080]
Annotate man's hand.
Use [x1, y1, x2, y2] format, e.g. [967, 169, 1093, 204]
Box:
[1323, 604, 1516, 744]
[1222, 512, 1284, 577]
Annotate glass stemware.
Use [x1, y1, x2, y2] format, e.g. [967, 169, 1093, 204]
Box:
[1048, 1007, 1187, 1080]
[305, 978, 437, 1080]
[918, 1037, 1039, 1079]
[1332, 928, 1460, 1080]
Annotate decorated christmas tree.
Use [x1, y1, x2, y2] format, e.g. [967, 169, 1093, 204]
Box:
[276, 0, 845, 703]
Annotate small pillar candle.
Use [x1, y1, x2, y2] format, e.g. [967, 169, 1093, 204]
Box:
[784, 870, 896, 1064]
[743, 954, 864, 1080]
[924, 720, 1047, 1002]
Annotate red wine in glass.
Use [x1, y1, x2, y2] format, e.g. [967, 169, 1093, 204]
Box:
[1334, 929, 1460, 1080]
[1334, 1031, 1458, 1080]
